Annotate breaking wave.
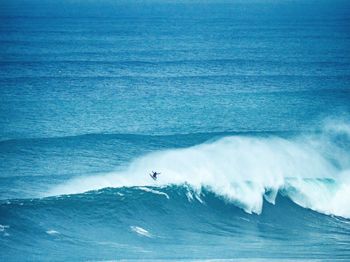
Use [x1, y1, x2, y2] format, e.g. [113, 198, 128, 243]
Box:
[47, 121, 350, 218]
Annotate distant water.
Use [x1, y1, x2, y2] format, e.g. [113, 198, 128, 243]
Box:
[1, 0, 350, 260]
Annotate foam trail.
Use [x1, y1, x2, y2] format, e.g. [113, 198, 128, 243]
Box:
[47, 123, 350, 218]
[137, 187, 170, 199]
[130, 226, 152, 238]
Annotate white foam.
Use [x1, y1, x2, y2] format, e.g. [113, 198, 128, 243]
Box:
[185, 187, 204, 204]
[324, 119, 350, 136]
[46, 122, 350, 218]
[186, 190, 194, 202]
[46, 230, 59, 235]
[0, 225, 9, 232]
[137, 187, 170, 199]
[195, 194, 205, 204]
[284, 172, 350, 218]
[130, 226, 152, 237]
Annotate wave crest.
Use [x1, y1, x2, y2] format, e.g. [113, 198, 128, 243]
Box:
[46, 122, 350, 218]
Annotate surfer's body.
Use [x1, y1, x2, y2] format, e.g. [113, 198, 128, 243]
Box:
[150, 171, 160, 180]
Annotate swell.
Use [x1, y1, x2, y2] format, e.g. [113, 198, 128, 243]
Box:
[4, 50, 350, 64]
[2, 75, 350, 81]
[2, 59, 349, 65]
[0, 130, 296, 145]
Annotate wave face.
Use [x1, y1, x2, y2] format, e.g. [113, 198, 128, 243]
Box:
[47, 123, 350, 219]
[1, 186, 350, 261]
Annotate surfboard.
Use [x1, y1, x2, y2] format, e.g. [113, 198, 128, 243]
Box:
[149, 174, 157, 181]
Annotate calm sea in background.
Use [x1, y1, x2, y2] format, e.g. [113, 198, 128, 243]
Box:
[1, 0, 350, 260]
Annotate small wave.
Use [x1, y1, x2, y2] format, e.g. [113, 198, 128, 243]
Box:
[0, 129, 291, 144]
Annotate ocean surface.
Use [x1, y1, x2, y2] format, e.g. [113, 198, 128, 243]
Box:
[1, 0, 350, 260]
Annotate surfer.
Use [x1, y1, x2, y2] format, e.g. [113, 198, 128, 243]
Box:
[150, 171, 160, 180]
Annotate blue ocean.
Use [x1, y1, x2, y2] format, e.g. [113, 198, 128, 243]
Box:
[1, 0, 350, 260]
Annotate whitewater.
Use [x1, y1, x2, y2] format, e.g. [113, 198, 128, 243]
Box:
[48, 122, 350, 218]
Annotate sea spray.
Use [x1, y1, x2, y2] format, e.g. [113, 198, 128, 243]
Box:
[47, 123, 350, 218]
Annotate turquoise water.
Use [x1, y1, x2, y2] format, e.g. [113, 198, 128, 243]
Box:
[1, 0, 350, 260]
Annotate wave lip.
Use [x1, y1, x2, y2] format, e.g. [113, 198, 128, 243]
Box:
[46, 122, 350, 218]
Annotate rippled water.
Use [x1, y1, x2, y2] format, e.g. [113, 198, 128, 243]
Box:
[1, 0, 350, 260]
